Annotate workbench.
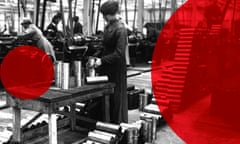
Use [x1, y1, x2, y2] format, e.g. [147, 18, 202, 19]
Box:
[6, 83, 115, 144]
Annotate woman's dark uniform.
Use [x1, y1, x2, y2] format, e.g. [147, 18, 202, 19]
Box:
[99, 1, 128, 123]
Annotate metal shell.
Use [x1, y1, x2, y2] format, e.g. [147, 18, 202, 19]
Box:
[61, 63, 70, 90]
[74, 61, 82, 87]
[54, 61, 63, 88]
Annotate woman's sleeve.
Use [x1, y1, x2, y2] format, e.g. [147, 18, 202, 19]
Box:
[101, 27, 127, 64]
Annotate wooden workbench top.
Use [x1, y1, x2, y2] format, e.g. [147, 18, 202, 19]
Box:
[39, 82, 115, 103]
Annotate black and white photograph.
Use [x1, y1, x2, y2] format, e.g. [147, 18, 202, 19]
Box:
[0, 0, 240, 144]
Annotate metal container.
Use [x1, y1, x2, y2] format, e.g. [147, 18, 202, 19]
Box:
[74, 61, 82, 87]
[139, 93, 148, 111]
[61, 63, 70, 90]
[55, 61, 63, 88]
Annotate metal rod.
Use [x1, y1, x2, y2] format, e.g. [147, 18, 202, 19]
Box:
[68, 0, 74, 38]
[60, 0, 66, 35]
[132, 0, 137, 29]
[36, 0, 40, 27]
[22, 113, 43, 131]
[0, 105, 9, 110]
[41, 0, 47, 31]
[96, 0, 102, 33]
[74, 0, 78, 17]
[124, 0, 128, 24]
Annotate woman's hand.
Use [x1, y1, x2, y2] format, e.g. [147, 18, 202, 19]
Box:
[95, 58, 102, 68]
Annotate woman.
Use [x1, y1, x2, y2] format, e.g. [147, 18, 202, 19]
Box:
[45, 13, 62, 39]
[20, 17, 56, 62]
[95, 1, 128, 123]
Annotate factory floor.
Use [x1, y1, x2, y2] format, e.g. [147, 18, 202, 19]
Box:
[0, 63, 184, 144]
[127, 63, 184, 144]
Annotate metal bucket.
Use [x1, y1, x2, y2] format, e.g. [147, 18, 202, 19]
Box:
[55, 61, 63, 88]
[61, 63, 70, 90]
[74, 61, 82, 87]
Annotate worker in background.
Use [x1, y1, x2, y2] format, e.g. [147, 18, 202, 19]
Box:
[0, 24, 7, 35]
[45, 12, 62, 39]
[73, 16, 83, 35]
[95, 0, 128, 124]
[19, 17, 56, 62]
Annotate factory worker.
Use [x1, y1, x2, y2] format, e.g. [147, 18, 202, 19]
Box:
[95, 0, 128, 124]
[19, 17, 56, 62]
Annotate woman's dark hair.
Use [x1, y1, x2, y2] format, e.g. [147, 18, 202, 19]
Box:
[100, 1, 119, 15]
[52, 12, 62, 23]
[73, 16, 79, 22]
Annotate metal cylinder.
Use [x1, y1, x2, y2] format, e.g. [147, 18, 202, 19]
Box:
[74, 61, 82, 87]
[142, 120, 149, 142]
[132, 128, 139, 144]
[152, 117, 157, 141]
[144, 104, 161, 115]
[88, 57, 96, 77]
[55, 61, 62, 88]
[86, 76, 109, 84]
[85, 140, 102, 144]
[96, 122, 121, 135]
[127, 128, 134, 144]
[61, 63, 70, 90]
[140, 114, 153, 143]
[88, 131, 113, 144]
[93, 130, 117, 139]
[146, 118, 153, 143]
[89, 68, 96, 77]
[139, 93, 148, 111]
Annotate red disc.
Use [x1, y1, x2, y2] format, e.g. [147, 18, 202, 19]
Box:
[1, 45, 54, 100]
[152, 0, 240, 143]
